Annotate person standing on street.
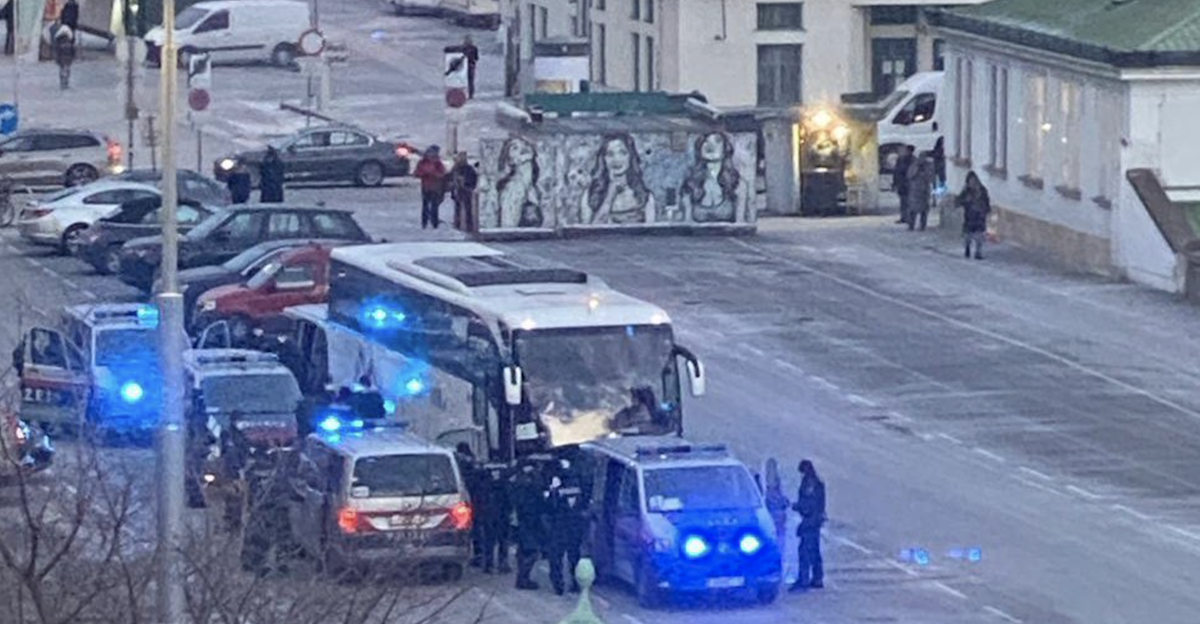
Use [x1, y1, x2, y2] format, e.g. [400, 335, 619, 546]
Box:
[893, 145, 915, 225]
[462, 35, 479, 99]
[510, 458, 548, 590]
[454, 443, 485, 568]
[478, 462, 513, 574]
[763, 458, 790, 556]
[906, 154, 935, 232]
[52, 25, 75, 90]
[59, 0, 80, 32]
[958, 171, 992, 260]
[414, 146, 447, 229]
[790, 459, 826, 592]
[227, 162, 252, 204]
[544, 457, 587, 595]
[259, 147, 285, 203]
[449, 152, 479, 232]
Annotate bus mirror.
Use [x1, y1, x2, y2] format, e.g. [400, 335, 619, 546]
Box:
[503, 366, 523, 406]
[686, 359, 705, 397]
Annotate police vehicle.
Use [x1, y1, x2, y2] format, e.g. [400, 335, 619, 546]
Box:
[286, 418, 473, 579]
[183, 349, 302, 450]
[580, 437, 782, 607]
[14, 304, 162, 434]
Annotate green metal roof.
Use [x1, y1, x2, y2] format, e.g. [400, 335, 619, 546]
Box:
[932, 0, 1200, 67]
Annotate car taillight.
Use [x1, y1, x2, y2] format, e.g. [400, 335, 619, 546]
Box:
[14, 422, 28, 444]
[107, 139, 123, 165]
[337, 507, 360, 533]
[22, 207, 53, 219]
[449, 502, 472, 531]
[395, 144, 413, 158]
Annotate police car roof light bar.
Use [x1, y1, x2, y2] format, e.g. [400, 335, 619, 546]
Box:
[635, 443, 728, 458]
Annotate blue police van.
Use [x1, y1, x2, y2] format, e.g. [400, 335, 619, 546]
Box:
[579, 437, 782, 607]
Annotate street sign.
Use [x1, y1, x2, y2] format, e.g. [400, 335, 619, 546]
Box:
[443, 48, 469, 90]
[0, 104, 19, 135]
[188, 53, 212, 89]
[188, 89, 211, 112]
[299, 28, 327, 57]
[445, 89, 467, 109]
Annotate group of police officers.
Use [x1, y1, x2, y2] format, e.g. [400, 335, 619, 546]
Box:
[456, 444, 591, 595]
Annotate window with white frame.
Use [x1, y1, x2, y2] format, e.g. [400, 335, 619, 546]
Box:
[988, 64, 1008, 171]
[1058, 80, 1082, 194]
[954, 57, 973, 161]
[1023, 73, 1048, 182]
[1094, 88, 1122, 203]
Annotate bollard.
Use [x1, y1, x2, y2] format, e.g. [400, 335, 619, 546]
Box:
[558, 558, 607, 624]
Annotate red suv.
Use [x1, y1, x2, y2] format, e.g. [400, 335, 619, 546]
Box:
[194, 244, 336, 344]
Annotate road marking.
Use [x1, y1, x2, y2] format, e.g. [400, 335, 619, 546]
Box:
[832, 535, 873, 555]
[885, 559, 920, 577]
[846, 393, 877, 407]
[729, 238, 1200, 425]
[935, 432, 963, 445]
[809, 376, 840, 391]
[983, 605, 1023, 623]
[1066, 485, 1104, 501]
[744, 345, 765, 357]
[772, 357, 805, 374]
[1018, 466, 1052, 481]
[972, 447, 1006, 463]
[80, 289, 97, 300]
[1013, 475, 1068, 498]
[1165, 525, 1200, 542]
[888, 411, 913, 423]
[931, 581, 968, 600]
[1110, 504, 1151, 521]
[60, 278, 79, 290]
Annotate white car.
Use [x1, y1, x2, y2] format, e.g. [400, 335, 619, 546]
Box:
[17, 181, 160, 254]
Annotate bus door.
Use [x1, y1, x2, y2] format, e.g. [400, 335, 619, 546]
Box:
[14, 327, 88, 428]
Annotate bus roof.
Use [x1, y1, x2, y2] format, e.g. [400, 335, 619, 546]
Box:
[330, 243, 672, 330]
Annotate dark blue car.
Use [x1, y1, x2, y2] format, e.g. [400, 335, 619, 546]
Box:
[581, 437, 783, 607]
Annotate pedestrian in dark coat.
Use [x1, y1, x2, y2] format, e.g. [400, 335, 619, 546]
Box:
[544, 457, 588, 595]
[478, 462, 513, 574]
[790, 459, 826, 592]
[259, 147, 285, 203]
[227, 163, 252, 204]
[454, 443, 485, 568]
[892, 145, 915, 224]
[510, 459, 548, 590]
[462, 35, 479, 99]
[957, 171, 992, 260]
[58, 0, 80, 31]
[449, 152, 479, 232]
[906, 155, 935, 231]
[52, 25, 75, 90]
[414, 146, 447, 229]
[763, 458, 790, 554]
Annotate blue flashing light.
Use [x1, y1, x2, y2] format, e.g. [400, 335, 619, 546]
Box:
[913, 549, 931, 566]
[383, 399, 397, 414]
[362, 303, 408, 330]
[967, 547, 983, 562]
[682, 535, 710, 559]
[119, 381, 145, 404]
[136, 305, 160, 327]
[318, 415, 342, 433]
[404, 377, 425, 396]
[739, 533, 762, 555]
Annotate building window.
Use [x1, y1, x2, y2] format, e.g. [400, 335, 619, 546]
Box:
[646, 35, 655, 89]
[933, 39, 946, 71]
[757, 2, 803, 30]
[645, 0, 654, 23]
[630, 0, 639, 19]
[595, 0, 604, 10]
[870, 6, 917, 25]
[954, 57, 973, 161]
[573, 0, 589, 37]
[539, 6, 548, 39]
[1058, 80, 1082, 193]
[1024, 73, 1048, 182]
[527, 4, 537, 50]
[595, 23, 607, 84]
[988, 64, 1008, 171]
[757, 44, 803, 106]
[631, 33, 641, 91]
[1095, 89, 1121, 202]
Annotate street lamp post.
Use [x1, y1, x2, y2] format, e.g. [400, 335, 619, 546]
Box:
[155, 0, 187, 623]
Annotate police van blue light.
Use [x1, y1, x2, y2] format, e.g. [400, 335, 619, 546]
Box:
[119, 381, 145, 404]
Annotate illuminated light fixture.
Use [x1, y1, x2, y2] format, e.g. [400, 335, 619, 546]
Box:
[683, 535, 710, 559]
[319, 415, 343, 433]
[383, 399, 397, 414]
[520, 318, 537, 331]
[913, 548, 931, 566]
[404, 378, 425, 395]
[368, 306, 389, 324]
[136, 305, 160, 327]
[587, 295, 601, 312]
[337, 507, 359, 533]
[739, 533, 762, 555]
[649, 313, 666, 325]
[1041, 122, 1053, 132]
[203, 473, 216, 484]
[120, 381, 145, 404]
[832, 124, 851, 142]
[218, 158, 236, 171]
[449, 502, 473, 530]
[811, 109, 834, 129]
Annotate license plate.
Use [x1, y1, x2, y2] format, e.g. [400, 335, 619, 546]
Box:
[394, 529, 426, 542]
[706, 576, 745, 589]
[389, 514, 426, 528]
[22, 387, 65, 405]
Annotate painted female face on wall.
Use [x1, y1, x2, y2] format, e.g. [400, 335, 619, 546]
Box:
[700, 133, 726, 162]
[603, 139, 631, 176]
[506, 139, 535, 166]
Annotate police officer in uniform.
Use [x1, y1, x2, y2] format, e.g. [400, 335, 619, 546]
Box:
[510, 455, 549, 590]
[545, 456, 588, 595]
[478, 461, 513, 574]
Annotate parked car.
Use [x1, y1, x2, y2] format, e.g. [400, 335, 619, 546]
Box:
[174, 240, 312, 326]
[144, 0, 310, 67]
[112, 168, 231, 206]
[77, 196, 216, 274]
[17, 181, 160, 254]
[194, 244, 338, 342]
[119, 204, 371, 292]
[0, 128, 123, 189]
[213, 126, 414, 188]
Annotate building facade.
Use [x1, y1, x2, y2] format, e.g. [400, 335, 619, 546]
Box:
[934, 0, 1200, 292]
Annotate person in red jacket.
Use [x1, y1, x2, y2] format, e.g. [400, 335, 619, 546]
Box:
[414, 145, 447, 229]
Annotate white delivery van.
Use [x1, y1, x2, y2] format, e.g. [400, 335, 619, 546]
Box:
[876, 71, 945, 176]
[144, 0, 311, 67]
[440, 0, 501, 28]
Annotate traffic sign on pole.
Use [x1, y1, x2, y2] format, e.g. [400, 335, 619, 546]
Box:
[444, 46, 469, 110]
[0, 104, 19, 135]
[186, 53, 212, 125]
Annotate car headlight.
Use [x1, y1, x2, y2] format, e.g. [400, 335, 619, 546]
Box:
[682, 535, 710, 559]
[201, 300, 217, 312]
[218, 158, 236, 171]
[739, 533, 762, 555]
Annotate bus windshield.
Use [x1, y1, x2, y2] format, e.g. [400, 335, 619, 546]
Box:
[514, 324, 680, 446]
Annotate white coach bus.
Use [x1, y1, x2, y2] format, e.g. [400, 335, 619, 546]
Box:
[284, 242, 705, 461]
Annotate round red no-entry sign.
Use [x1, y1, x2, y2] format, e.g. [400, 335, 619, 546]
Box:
[188, 88, 211, 112]
[445, 88, 467, 109]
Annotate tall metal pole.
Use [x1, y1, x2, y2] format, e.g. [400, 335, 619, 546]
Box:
[155, 0, 186, 622]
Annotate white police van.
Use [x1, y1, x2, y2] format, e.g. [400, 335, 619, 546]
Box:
[579, 437, 783, 607]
